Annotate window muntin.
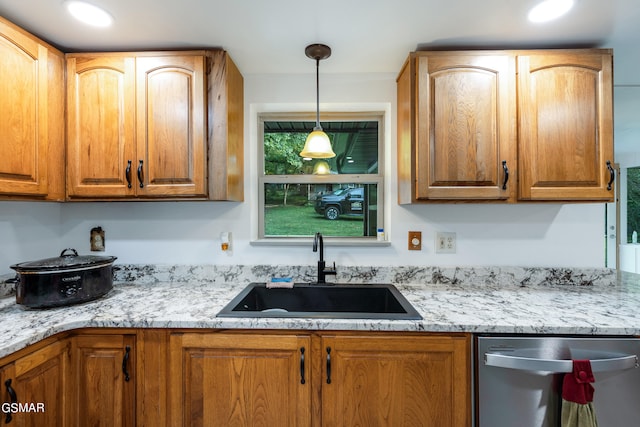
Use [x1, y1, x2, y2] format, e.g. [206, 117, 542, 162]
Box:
[258, 113, 383, 240]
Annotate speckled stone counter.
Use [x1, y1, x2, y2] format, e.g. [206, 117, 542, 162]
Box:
[1, 265, 639, 359]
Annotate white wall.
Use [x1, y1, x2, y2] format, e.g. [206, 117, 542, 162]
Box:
[0, 72, 607, 275]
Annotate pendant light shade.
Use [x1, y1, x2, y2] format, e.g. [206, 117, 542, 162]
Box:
[300, 44, 336, 159]
[312, 159, 331, 175]
[301, 130, 335, 159]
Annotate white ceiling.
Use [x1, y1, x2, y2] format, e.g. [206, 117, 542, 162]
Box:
[1, 0, 639, 151]
[1, 0, 639, 83]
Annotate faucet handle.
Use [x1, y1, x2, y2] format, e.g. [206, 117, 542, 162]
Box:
[327, 261, 337, 274]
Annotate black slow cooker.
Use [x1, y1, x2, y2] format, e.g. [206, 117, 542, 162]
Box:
[10, 248, 117, 308]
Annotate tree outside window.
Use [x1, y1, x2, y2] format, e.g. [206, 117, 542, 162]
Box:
[627, 167, 640, 242]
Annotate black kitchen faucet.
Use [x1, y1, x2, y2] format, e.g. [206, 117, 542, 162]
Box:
[313, 232, 337, 284]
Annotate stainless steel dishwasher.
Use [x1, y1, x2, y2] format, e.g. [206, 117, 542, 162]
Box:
[476, 335, 640, 426]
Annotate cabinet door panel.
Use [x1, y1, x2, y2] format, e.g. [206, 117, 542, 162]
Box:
[518, 52, 614, 200]
[416, 54, 516, 201]
[0, 340, 69, 427]
[0, 22, 49, 196]
[136, 56, 207, 197]
[169, 332, 311, 427]
[321, 334, 470, 427]
[71, 334, 135, 427]
[66, 56, 136, 197]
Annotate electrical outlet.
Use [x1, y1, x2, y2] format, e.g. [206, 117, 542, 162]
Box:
[435, 232, 456, 254]
[408, 231, 422, 250]
[90, 226, 105, 252]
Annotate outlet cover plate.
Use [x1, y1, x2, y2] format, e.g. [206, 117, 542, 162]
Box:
[408, 231, 422, 250]
[435, 232, 456, 254]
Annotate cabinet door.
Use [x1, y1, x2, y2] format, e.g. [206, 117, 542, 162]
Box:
[518, 51, 614, 201]
[0, 340, 69, 427]
[0, 20, 52, 197]
[136, 55, 207, 197]
[70, 334, 135, 427]
[66, 55, 137, 198]
[415, 53, 516, 201]
[320, 334, 470, 427]
[169, 332, 312, 427]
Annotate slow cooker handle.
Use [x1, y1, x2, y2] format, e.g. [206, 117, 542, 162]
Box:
[5, 275, 19, 294]
[59, 248, 79, 258]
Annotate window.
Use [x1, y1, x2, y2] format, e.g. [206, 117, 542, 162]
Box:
[258, 112, 384, 240]
[627, 167, 640, 242]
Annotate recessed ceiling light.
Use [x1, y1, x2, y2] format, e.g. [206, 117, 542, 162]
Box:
[528, 0, 574, 23]
[65, 1, 113, 27]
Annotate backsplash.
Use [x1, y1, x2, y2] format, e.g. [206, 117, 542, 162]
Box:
[0, 265, 617, 299]
[112, 264, 617, 287]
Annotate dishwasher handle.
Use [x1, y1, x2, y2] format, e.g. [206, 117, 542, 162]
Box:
[484, 352, 639, 373]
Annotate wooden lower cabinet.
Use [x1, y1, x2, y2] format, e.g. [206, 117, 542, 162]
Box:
[169, 331, 312, 427]
[169, 331, 471, 427]
[1, 329, 471, 427]
[0, 339, 69, 427]
[320, 333, 470, 427]
[69, 333, 136, 427]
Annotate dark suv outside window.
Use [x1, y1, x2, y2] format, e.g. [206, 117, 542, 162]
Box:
[314, 187, 364, 220]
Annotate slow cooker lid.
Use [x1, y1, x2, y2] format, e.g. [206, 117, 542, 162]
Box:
[10, 248, 117, 272]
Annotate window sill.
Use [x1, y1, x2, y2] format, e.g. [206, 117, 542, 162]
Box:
[250, 238, 391, 247]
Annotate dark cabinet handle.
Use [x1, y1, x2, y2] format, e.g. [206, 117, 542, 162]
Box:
[606, 160, 615, 191]
[122, 345, 131, 382]
[137, 160, 144, 188]
[299, 347, 306, 384]
[4, 379, 17, 424]
[501, 160, 509, 190]
[326, 347, 332, 384]
[125, 160, 132, 189]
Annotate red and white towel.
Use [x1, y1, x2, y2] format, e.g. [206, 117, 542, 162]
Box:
[561, 359, 598, 427]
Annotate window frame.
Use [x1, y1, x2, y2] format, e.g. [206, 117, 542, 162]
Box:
[257, 111, 385, 243]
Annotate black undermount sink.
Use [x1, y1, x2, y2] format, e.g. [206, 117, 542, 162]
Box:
[216, 282, 422, 320]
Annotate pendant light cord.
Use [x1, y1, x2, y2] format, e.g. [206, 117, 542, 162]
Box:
[315, 58, 322, 131]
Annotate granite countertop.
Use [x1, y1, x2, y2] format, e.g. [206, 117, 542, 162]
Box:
[1, 264, 640, 359]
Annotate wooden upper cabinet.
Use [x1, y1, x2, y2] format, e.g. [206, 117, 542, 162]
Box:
[136, 55, 207, 197]
[67, 53, 206, 199]
[398, 49, 614, 204]
[0, 16, 64, 200]
[67, 56, 136, 198]
[207, 50, 244, 202]
[397, 52, 516, 203]
[518, 50, 614, 201]
[66, 50, 243, 200]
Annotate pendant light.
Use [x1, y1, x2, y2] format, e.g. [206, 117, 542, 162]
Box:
[312, 160, 331, 175]
[300, 44, 336, 159]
